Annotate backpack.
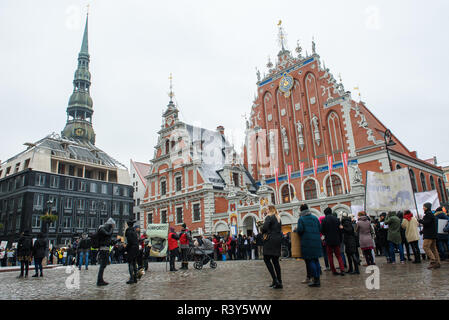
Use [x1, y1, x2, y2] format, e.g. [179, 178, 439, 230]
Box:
[90, 229, 101, 249]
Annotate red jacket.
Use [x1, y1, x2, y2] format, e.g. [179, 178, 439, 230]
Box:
[168, 232, 179, 251]
[179, 229, 190, 245]
[213, 238, 219, 250]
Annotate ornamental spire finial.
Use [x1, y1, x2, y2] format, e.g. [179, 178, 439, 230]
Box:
[168, 73, 174, 102]
[277, 20, 287, 51]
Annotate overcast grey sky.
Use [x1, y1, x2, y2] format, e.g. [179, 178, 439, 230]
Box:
[1, 0, 448, 170]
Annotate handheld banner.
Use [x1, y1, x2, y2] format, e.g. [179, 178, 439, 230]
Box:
[146, 223, 169, 258]
[365, 168, 415, 212]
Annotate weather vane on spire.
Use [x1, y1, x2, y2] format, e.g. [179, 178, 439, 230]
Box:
[277, 20, 287, 51]
[168, 73, 174, 101]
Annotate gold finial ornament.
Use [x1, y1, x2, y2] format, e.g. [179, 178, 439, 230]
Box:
[86, 3, 90, 15]
[168, 73, 174, 100]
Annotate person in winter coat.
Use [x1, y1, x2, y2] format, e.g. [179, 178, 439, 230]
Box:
[434, 207, 449, 261]
[377, 213, 390, 262]
[385, 211, 405, 264]
[341, 213, 359, 274]
[419, 202, 440, 269]
[32, 233, 47, 277]
[261, 205, 283, 289]
[96, 218, 116, 286]
[401, 210, 421, 263]
[125, 220, 139, 284]
[320, 207, 345, 275]
[168, 227, 180, 271]
[179, 223, 192, 269]
[17, 230, 33, 278]
[355, 212, 375, 266]
[78, 233, 91, 270]
[397, 212, 412, 261]
[297, 204, 322, 288]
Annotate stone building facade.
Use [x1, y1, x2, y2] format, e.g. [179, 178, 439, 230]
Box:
[0, 14, 133, 246]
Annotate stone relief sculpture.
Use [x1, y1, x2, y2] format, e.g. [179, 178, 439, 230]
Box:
[269, 130, 276, 159]
[296, 121, 305, 151]
[281, 126, 289, 155]
[351, 165, 363, 184]
[311, 114, 321, 146]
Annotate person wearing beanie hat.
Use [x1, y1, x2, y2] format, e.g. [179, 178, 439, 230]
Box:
[321, 207, 345, 275]
[179, 223, 192, 270]
[96, 218, 116, 286]
[418, 203, 440, 269]
[168, 227, 180, 271]
[125, 220, 139, 284]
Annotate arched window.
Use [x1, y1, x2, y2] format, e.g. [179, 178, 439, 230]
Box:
[430, 176, 435, 190]
[165, 140, 170, 154]
[409, 169, 417, 193]
[304, 180, 318, 200]
[281, 184, 295, 203]
[327, 112, 344, 153]
[420, 172, 427, 192]
[438, 178, 446, 203]
[326, 175, 343, 196]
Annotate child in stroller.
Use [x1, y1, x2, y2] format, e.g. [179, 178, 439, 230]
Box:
[192, 236, 217, 270]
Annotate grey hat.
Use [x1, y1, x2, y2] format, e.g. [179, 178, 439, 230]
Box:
[105, 218, 116, 226]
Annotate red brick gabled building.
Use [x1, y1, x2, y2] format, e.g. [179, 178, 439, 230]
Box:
[140, 89, 258, 236]
[243, 25, 447, 230]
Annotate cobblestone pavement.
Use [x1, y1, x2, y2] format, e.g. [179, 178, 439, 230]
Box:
[1, 256, 449, 300]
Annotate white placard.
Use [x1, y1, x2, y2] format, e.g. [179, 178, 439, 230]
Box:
[438, 219, 448, 234]
[0, 241, 7, 250]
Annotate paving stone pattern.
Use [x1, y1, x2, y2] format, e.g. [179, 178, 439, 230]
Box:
[1, 257, 448, 300]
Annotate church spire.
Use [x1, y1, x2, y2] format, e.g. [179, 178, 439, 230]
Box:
[80, 12, 89, 55]
[61, 12, 96, 144]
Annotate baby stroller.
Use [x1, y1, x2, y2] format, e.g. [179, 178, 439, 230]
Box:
[192, 238, 217, 270]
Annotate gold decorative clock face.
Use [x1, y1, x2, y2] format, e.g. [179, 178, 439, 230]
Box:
[75, 128, 84, 136]
[166, 117, 173, 126]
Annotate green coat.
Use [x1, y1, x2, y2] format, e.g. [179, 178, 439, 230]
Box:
[385, 214, 402, 244]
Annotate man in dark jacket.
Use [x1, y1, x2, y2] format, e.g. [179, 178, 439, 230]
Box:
[320, 207, 345, 276]
[125, 221, 139, 284]
[418, 203, 440, 269]
[32, 233, 47, 277]
[256, 233, 263, 260]
[78, 233, 91, 270]
[96, 218, 115, 286]
[17, 230, 33, 278]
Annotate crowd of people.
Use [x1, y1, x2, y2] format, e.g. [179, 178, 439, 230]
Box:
[4, 202, 448, 289]
[260, 202, 449, 289]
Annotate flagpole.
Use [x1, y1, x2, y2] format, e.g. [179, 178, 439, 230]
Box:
[342, 152, 349, 194]
[288, 164, 293, 203]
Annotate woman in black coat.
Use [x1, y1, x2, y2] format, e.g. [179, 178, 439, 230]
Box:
[261, 206, 283, 289]
[17, 230, 33, 278]
[32, 233, 47, 277]
[341, 215, 359, 274]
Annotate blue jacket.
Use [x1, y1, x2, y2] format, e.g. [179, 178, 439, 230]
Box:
[297, 211, 322, 259]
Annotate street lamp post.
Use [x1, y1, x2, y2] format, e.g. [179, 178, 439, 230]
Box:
[383, 129, 396, 171]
